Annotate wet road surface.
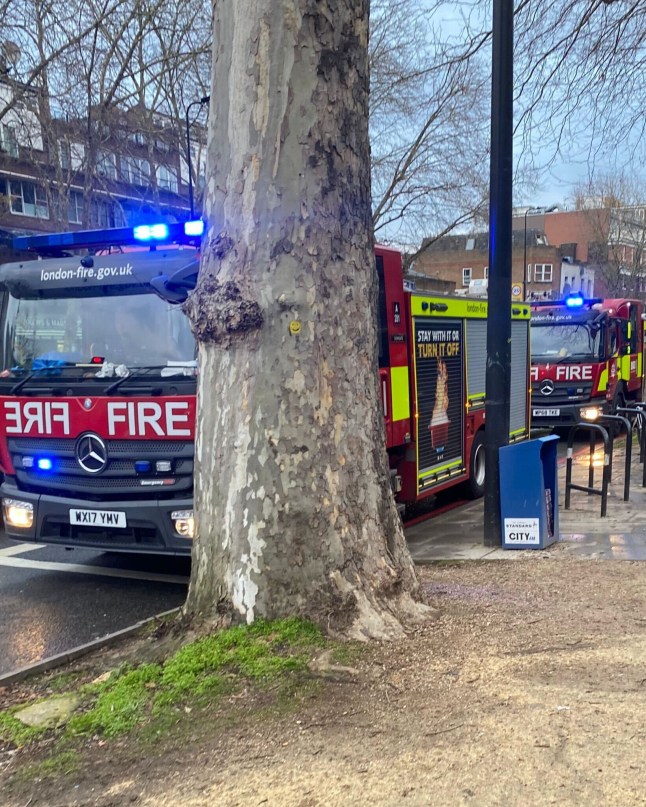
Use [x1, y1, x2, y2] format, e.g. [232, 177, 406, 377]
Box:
[0, 534, 189, 678]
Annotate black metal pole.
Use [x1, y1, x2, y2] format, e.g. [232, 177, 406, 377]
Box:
[523, 209, 528, 301]
[483, 0, 514, 547]
[185, 96, 210, 220]
[185, 106, 195, 219]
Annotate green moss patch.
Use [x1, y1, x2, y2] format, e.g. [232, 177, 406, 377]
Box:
[1, 618, 327, 748]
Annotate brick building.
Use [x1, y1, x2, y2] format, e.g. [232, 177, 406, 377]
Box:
[413, 229, 568, 300]
[0, 76, 206, 259]
[413, 207, 608, 301]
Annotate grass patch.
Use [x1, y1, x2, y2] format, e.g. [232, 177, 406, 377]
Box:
[1, 617, 328, 760]
[46, 670, 85, 693]
[0, 709, 49, 748]
[60, 617, 324, 740]
[1, 618, 357, 795]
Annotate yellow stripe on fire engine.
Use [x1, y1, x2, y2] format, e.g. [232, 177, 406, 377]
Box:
[410, 296, 531, 320]
[639, 352, 643, 379]
[390, 365, 410, 423]
[620, 355, 631, 380]
[419, 459, 463, 481]
[598, 367, 608, 392]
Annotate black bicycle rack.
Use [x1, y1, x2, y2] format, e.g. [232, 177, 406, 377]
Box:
[618, 403, 646, 487]
[564, 423, 611, 517]
[565, 403, 646, 517]
[599, 413, 632, 502]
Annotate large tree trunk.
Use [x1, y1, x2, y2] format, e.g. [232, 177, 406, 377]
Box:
[184, 0, 425, 639]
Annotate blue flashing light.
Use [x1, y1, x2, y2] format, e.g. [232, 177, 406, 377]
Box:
[565, 293, 585, 309]
[37, 457, 53, 471]
[135, 460, 152, 473]
[13, 220, 204, 254]
[133, 223, 170, 242]
[184, 220, 205, 237]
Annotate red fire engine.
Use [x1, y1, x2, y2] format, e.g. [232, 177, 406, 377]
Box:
[530, 294, 645, 427]
[0, 226, 531, 553]
[0, 222, 201, 553]
[375, 246, 530, 506]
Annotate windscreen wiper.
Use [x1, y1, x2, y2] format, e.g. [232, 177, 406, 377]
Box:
[9, 371, 36, 395]
[9, 363, 78, 395]
[105, 366, 170, 395]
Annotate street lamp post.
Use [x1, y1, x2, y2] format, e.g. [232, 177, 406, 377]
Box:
[523, 205, 558, 301]
[483, 0, 514, 548]
[523, 208, 531, 301]
[185, 95, 210, 219]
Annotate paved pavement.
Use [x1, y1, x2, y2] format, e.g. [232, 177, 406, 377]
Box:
[408, 437, 646, 561]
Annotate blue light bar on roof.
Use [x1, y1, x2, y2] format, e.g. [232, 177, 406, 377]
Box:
[133, 223, 169, 242]
[184, 220, 205, 237]
[13, 221, 204, 254]
[564, 293, 585, 308]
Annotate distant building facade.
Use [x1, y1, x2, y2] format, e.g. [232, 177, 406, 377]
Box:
[0, 76, 206, 258]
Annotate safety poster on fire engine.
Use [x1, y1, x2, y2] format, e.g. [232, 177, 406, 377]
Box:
[414, 318, 465, 490]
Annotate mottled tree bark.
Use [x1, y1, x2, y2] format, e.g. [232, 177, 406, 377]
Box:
[184, 0, 426, 639]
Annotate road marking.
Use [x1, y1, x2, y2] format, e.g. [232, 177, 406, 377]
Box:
[0, 542, 46, 556]
[0, 555, 189, 585]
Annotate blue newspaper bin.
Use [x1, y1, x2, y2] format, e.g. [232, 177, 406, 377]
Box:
[499, 435, 559, 549]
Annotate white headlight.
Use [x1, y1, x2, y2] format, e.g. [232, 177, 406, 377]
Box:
[171, 510, 194, 539]
[3, 498, 34, 528]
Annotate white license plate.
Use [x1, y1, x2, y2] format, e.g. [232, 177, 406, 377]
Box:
[69, 509, 127, 528]
[532, 408, 560, 417]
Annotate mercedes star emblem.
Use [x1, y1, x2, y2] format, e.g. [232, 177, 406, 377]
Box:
[540, 379, 555, 396]
[75, 433, 108, 474]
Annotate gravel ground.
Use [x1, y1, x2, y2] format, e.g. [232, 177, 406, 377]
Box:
[4, 555, 646, 807]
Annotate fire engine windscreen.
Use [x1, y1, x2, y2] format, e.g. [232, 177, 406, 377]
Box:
[0, 291, 195, 373]
[531, 322, 602, 361]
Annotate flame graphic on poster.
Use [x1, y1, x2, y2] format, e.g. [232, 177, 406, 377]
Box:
[428, 358, 450, 448]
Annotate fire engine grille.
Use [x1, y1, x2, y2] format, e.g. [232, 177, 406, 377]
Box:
[11, 439, 189, 454]
[7, 437, 193, 499]
[531, 381, 593, 405]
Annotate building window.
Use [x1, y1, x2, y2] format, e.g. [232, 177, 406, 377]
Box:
[97, 151, 117, 180]
[91, 198, 126, 228]
[462, 267, 472, 286]
[58, 139, 71, 170]
[526, 264, 532, 282]
[483, 266, 488, 279]
[128, 131, 146, 146]
[157, 164, 178, 193]
[68, 191, 83, 224]
[534, 263, 553, 283]
[1, 124, 18, 158]
[9, 181, 49, 218]
[120, 155, 150, 185]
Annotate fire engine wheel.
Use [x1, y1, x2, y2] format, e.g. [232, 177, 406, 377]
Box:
[467, 431, 486, 499]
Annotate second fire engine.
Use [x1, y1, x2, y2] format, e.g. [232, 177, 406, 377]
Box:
[530, 294, 645, 427]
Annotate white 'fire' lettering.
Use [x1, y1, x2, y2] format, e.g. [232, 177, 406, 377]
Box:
[106, 401, 191, 437]
[555, 365, 593, 381]
[3, 401, 70, 434]
[137, 403, 164, 436]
